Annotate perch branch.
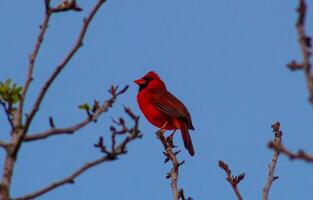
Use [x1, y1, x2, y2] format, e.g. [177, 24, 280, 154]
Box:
[262, 122, 282, 200]
[156, 130, 188, 200]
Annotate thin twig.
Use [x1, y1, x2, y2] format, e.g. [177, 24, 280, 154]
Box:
[18, 1, 52, 126]
[51, 0, 82, 13]
[95, 107, 142, 157]
[24, 0, 107, 132]
[14, 107, 141, 200]
[179, 189, 193, 200]
[0, 101, 14, 129]
[24, 119, 91, 142]
[24, 85, 128, 142]
[0, 141, 9, 150]
[13, 156, 111, 200]
[0, 1, 107, 200]
[0, 2, 107, 199]
[0, 0, 51, 200]
[156, 130, 186, 200]
[268, 143, 313, 163]
[262, 122, 282, 200]
[218, 160, 245, 200]
[287, 0, 313, 104]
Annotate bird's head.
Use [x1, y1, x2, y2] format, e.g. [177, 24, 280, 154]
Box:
[134, 71, 166, 91]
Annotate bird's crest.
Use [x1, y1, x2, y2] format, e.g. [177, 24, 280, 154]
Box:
[143, 71, 161, 80]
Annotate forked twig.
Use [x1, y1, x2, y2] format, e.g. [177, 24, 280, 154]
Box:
[25, 0, 107, 132]
[24, 85, 128, 142]
[13, 107, 141, 200]
[218, 160, 245, 200]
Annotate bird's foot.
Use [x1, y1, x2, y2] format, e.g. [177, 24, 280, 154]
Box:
[156, 128, 166, 139]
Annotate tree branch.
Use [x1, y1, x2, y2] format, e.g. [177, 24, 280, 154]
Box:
[24, 0, 107, 132]
[287, 0, 313, 104]
[17, 1, 52, 126]
[13, 107, 141, 200]
[0, 2, 107, 199]
[0, 100, 14, 130]
[13, 156, 111, 200]
[218, 160, 245, 200]
[51, 0, 83, 13]
[262, 122, 282, 200]
[0, 140, 9, 150]
[268, 142, 313, 163]
[24, 85, 128, 142]
[179, 189, 193, 200]
[0, 2, 52, 196]
[156, 130, 188, 200]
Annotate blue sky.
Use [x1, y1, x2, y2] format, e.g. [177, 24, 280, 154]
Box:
[1, 0, 313, 199]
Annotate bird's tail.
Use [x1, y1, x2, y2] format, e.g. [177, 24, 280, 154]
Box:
[179, 120, 195, 156]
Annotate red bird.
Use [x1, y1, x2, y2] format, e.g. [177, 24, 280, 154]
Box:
[134, 71, 195, 156]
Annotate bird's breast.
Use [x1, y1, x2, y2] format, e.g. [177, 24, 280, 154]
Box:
[137, 92, 176, 130]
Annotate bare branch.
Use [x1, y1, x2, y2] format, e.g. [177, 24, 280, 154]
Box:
[0, 2, 107, 199]
[0, 100, 14, 130]
[25, 0, 107, 132]
[0, 140, 9, 150]
[51, 0, 83, 13]
[13, 156, 111, 200]
[287, 0, 313, 104]
[18, 6, 52, 126]
[48, 116, 55, 128]
[268, 142, 313, 163]
[24, 119, 90, 142]
[156, 130, 189, 200]
[44, 0, 51, 12]
[262, 122, 282, 200]
[95, 107, 141, 157]
[179, 189, 193, 200]
[24, 85, 128, 142]
[14, 107, 141, 200]
[6, 0, 53, 162]
[218, 160, 245, 200]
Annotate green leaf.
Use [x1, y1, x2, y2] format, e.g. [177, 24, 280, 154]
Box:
[78, 103, 90, 111]
[11, 94, 19, 104]
[15, 86, 23, 94]
[0, 79, 23, 104]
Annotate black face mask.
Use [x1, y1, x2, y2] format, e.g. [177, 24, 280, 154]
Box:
[138, 77, 152, 91]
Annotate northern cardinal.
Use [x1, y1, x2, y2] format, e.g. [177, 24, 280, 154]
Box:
[134, 71, 195, 156]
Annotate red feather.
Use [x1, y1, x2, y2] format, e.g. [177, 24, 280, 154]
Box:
[134, 71, 195, 156]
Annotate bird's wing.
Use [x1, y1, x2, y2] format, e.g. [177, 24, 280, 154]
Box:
[151, 90, 194, 130]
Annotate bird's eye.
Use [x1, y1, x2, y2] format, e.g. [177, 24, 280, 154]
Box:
[143, 76, 153, 82]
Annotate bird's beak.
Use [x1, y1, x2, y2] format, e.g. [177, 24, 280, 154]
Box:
[134, 79, 145, 85]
